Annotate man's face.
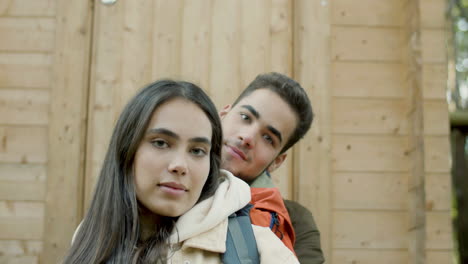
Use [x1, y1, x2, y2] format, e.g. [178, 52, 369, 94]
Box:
[219, 88, 297, 182]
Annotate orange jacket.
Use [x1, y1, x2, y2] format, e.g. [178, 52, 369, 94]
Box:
[249, 187, 296, 255]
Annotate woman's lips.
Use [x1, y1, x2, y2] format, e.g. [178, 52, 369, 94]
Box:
[157, 182, 188, 195]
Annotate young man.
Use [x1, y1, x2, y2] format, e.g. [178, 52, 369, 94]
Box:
[219, 72, 325, 263]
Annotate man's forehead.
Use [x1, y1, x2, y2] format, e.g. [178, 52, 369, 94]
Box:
[236, 89, 280, 108]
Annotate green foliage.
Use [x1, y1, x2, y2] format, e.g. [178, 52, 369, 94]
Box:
[449, 0, 468, 110]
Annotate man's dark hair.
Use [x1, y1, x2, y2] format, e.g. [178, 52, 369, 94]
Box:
[233, 72, 314, 153]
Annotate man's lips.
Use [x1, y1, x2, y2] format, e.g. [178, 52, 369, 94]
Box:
[157, 182, 188, 192]
[226, 144, 247, 161]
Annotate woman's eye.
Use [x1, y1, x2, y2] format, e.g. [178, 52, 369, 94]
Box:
[151, 139, 168, 148]
[190, 148, 207, 157]
[240, 113, 250, 121]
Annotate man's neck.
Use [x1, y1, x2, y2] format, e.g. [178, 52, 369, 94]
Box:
[249, 171, 275, 188]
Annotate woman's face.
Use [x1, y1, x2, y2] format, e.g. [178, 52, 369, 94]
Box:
[134, 98, 212, 217]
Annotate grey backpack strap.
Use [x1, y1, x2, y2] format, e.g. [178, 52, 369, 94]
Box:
[222, 204, 260, 264]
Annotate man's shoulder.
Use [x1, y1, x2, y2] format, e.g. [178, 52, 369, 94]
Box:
[283, 200, 317, 228]
[283, 199, 311, 215]
[283, 200, 325, 264]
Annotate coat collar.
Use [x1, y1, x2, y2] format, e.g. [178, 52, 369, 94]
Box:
[180, 218, 228, 253]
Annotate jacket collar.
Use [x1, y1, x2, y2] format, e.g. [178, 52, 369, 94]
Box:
[249, 171, 275, 188]
[169, 170, 250, 245]
[180, 218, 228, 253]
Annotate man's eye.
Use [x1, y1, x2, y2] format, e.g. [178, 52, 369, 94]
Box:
[263, 134, 273, 145]
[151, 139, 168, 148]
[190, 148, 207, 157]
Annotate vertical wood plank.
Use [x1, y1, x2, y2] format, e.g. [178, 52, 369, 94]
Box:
[117, 0, 153, 113]
[209, 0, 241, 108]
[420, 0, 445, 29]
[270, 0, 292, 75]
[180, 0, 212, 89]
[152, 0, 183, 79]
[41, 0, 92, 262]
[266, 0, 294, 199]
[402, 0, 426, 263]
[294, 0, 332, 260]
[84, 1, 123, 206]
[239, 0, 271, 88]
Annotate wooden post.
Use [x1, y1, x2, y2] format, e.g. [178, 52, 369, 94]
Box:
[41, 0, 93, 262]
[402, 0, 426, 263]
[268, 0, 294, 199]
[293, 0, 332, 261]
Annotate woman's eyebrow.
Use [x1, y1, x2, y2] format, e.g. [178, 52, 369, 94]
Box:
[147, 128, 211, 146]
[146, 128, 179, 139]
[190, 137, 211, 146]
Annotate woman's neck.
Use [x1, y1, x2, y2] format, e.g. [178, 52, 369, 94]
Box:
[139, 209, 162, 241]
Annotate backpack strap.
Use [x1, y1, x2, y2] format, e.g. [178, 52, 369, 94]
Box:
[222, 204, 260, 264]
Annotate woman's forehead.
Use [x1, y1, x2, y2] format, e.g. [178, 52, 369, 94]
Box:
[147, 98, 213, 139]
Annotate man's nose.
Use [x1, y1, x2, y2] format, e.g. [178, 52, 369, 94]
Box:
[238, 130, 255, 149]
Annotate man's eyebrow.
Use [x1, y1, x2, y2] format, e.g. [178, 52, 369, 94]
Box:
[267, 125, 282, 144]
[146, 128, 179, 139]
[241, 105, 260, 119]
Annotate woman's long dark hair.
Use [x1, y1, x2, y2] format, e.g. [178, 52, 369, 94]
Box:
[63, 80, 223, 263]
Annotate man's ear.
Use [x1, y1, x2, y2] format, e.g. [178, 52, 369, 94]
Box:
[267, 153, 287, 173]
[219, 104, 232, 119]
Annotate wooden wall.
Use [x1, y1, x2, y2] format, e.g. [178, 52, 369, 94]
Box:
[0, 0, 452, 263]
[0, 0, 55, 263]
[327, 0, 451, 263]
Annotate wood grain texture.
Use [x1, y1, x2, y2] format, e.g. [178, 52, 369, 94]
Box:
[42, 0, 92, 262]
[332, 0, 403, 27]
[0, 18, 54, 52]
[332, 62, 405, 98]
[332, 98, 408, 135]
[334, 172, 408, 210]
[294, 0, 332, 260]
[420, 0, 445, 29]
[332, 26, 402, 62]
[332, 135, 409, 172]
[0, 53, 51, 89]
[333, 211, 408, 249]
[0, 126, 48, 164]
[0, 0, 55, 17]
[0, 89, 49, 125]
[333, 249, 408, 264]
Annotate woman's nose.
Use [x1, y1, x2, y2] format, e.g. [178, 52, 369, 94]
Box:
[167, 154, 188, 176]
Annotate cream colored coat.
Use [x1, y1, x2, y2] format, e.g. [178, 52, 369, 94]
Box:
[167, 170, 299, 264]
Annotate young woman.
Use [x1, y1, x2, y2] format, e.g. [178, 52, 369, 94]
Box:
[63, 80, 298, 264]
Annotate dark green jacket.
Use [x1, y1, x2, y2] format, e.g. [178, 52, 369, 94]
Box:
[250, 172, 325, 264]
